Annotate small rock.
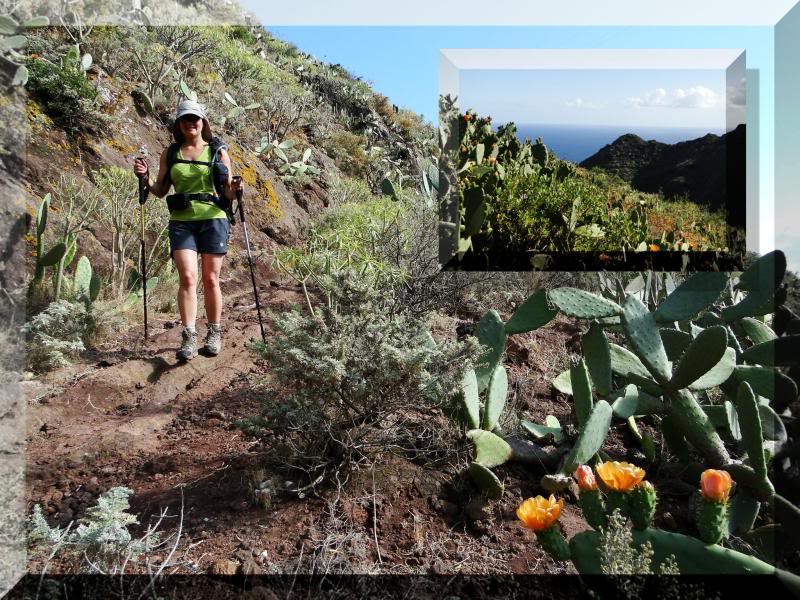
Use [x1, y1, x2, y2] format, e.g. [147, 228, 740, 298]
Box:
[135, 382, 145, 389]
[662, 512, 678, 530]
[209, 559, 238, 576]
[430, 559, 448, 575]
[239, 558, 264, 576]
[440, 500, 459, 517]
[464, 497, 487, 521]
[269, 281, 280, 288]
[207, 410, 225, 420]
[233, 548, 251, 563]
[164, 321, 175, 329]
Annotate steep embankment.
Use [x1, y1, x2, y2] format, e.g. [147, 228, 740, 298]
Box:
[579, 124, 745, 219]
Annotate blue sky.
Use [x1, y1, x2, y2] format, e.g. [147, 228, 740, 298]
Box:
[459, 69, 727, 129]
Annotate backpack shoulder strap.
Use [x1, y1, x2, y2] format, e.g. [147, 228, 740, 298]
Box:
[209, 137, 227, 157]
[161, 142, 180, 187]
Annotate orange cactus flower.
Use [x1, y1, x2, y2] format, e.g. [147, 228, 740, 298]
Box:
[574, 465, 597, 491]
[700, 469, 732, 503]
[30, 53, 39, 59]
[595, 461, 646, 493]
[517, 495, 564, 532]
[648, 243, 660, 252]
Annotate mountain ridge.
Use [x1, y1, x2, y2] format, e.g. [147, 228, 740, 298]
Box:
[579, 124, 745, 225]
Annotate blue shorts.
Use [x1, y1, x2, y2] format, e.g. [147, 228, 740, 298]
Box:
[168, 219, 231, 257]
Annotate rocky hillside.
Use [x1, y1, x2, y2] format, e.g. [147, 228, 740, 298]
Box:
[15, 21, 435, 317]
[579, 124, 745, 226]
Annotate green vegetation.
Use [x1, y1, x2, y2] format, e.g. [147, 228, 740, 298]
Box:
[439, 96, 728, 264]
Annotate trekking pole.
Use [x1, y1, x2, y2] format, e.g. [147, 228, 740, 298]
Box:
[233, 176, 266, 344]
[136, 154, 149, 341]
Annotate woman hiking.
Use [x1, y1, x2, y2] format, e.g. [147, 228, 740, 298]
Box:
[133, 99, 243, 362]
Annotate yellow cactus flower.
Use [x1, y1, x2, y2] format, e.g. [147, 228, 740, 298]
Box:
[700, 469, 733, 503]
[574, 465, 597, 491]
[595, 461, 646, 493]
[649, 243, 660, 252]
[517, 495, 564, 532]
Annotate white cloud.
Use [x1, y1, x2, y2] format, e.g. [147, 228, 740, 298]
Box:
[727, 76, 746, 108]
[625, 86, 720, 109]
[565, 97, 603, 109]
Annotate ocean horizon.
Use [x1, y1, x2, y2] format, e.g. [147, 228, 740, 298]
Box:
[513, 123, 727, 164]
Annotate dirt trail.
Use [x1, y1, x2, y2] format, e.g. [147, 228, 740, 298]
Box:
[24, 270, 305, 505]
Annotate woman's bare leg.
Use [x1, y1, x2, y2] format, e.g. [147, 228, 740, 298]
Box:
[173, 249, 198, 326]
[200, 253, 224, 323]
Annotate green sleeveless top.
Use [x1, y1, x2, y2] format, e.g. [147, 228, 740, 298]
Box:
[168, 144, 227, 221]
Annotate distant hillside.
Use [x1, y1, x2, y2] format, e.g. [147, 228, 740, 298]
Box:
[579, 124, 745, 225]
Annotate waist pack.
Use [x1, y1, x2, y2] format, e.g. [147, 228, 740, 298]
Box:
[166, 192, 235, 224]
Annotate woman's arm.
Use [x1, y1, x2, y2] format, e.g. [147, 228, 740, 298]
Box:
[134, 149, 170, 198]
[218, 149, 242, 201]
[148, 149, 171, 198]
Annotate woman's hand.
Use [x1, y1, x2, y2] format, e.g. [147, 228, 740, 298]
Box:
[231, 175, 244, 196]
[134, 157, 149, 179]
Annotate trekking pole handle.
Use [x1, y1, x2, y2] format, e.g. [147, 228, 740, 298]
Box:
[136, 158, 149, 205]
[232, 176, 245, 222]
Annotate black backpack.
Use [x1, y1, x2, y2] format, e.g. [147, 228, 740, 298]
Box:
[162, 137, 234, 222]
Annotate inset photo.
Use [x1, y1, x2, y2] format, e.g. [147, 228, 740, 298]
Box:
[439, 50, 747, 271]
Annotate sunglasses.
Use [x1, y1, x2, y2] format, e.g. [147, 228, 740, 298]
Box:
[178, 114, 202, 123]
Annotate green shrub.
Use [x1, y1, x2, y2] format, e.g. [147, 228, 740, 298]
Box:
[322, 130, 370, 178]
[238, 272, 481, 491]
[29, 487, 164, 574]
[22, 300, 93, 373]
[26, 57, 99, 131]
[274, 196, 410, 314]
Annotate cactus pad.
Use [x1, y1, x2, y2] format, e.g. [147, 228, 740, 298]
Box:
[653, 271, 728, 323]
[548, 288, 622, 320]
[562, 400, 613, 473]
[737, 249, 786, 293]
[741, 335, 800, 367]
[74, 256, 92, 301]
[505, 289, 558, 334]
[697, 495, 729, 545]
[668, 389, 731, 467]
[660, 327, 692, 361]
[467, 462, 504, 500]
[629, 482, 657, 530]
[521, 418, 564, 444]
[621, 294, 671, 385]
[735, 381, 767, 479]
[610, 384, 665, 419]
[688, 347, 736, 391]
[474, 310, 507, 391]
[570, 527, 775, 575]
[570, 357, 593, 428]
[608, 343, 652, 380]
[581, 322, 612, 397]
[739, 317, 777, 345]
[552, 369, 573, 395]
[669, 325, 728, 391]
[467, 429, 513, 468]
[482, 363, 508, 431]
[733, 365, 798, 408]
[460, 368, 481, 429]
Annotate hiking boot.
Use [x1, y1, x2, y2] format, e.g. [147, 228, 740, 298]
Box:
[176, 326, 197, 361]
[202, 323, 222, 356]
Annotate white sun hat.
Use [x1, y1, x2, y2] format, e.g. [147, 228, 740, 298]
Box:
[175, 99, 207, 121]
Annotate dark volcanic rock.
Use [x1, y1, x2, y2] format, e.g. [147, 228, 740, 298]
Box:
[579, 124, 745, 226]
